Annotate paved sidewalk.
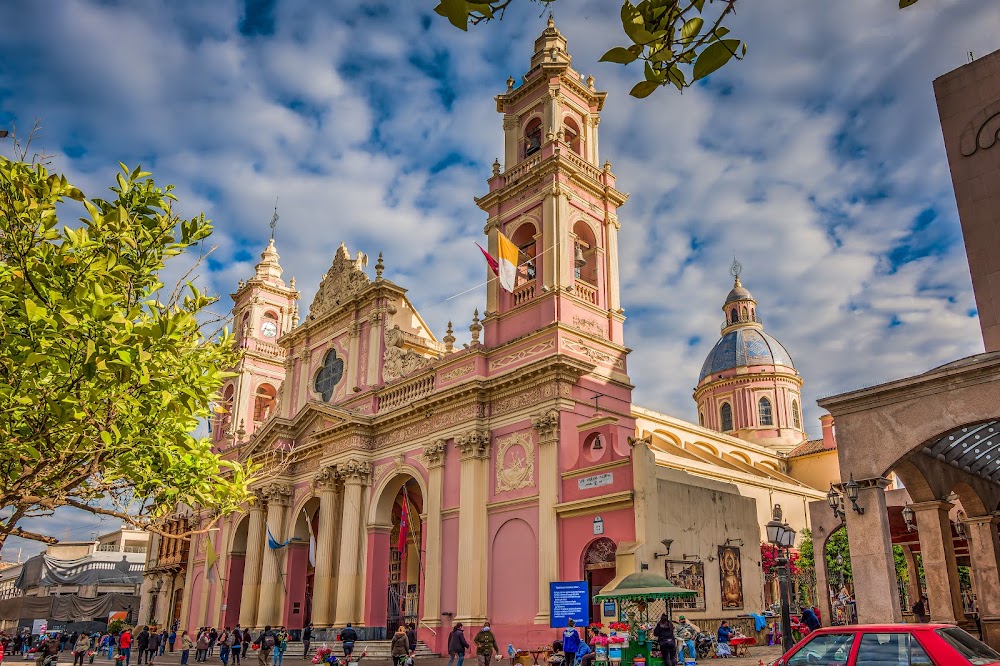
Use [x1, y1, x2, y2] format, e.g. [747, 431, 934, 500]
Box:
[14, 647, 784, 666]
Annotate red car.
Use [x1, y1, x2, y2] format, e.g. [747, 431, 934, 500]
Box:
[769, 624, 1000, 666]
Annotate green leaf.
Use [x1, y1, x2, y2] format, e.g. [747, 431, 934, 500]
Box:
[693, 0, 706, 10]
[681, 17, 703, 40]
[24, 299, 46, 321]
[693, 39, 741, 81]
[434, 0, 470, 30]
[100, 431, 113, 446]
[629, 80, 660, 98]
[600, 47, 640, 65]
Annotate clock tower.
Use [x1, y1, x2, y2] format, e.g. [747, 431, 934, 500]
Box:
[213, 238, 299, 448]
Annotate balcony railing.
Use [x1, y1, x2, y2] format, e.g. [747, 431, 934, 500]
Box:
[722, 314, 763, 330]
[575, 281, 598, 306]
[378, 373, 436, 412]
[513, 281, 536, 306]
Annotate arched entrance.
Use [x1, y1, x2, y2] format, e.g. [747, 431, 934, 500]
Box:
[583, 538, 617, 622]
[284, 498, 319, 631]
[222, 515, 249, 628]
[368, 473, 425, 634]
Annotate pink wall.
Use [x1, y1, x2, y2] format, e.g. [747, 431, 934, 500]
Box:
[488, 516, 539, 650]
[283, 544, 309, 630]
[224, 554, 245, 628]
[440, 515, 459, 617]
[560, 508, 635, 580]
[363, 529, 391, 628]
[187, 570, 204, 636]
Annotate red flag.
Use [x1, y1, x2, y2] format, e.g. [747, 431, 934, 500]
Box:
[397, 495, 410, 560]
[476, 242, 499, 276]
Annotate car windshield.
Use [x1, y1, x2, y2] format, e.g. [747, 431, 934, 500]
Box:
[786, 633, 855, 666]
[937, 628, 1000, 665]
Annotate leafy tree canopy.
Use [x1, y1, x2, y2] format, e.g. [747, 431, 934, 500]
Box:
[0, 155, 254, 548]
[435, 0, 922, 98]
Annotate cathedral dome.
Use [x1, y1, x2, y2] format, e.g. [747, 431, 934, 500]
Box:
[725, 283, 754, 304]
[698, 328, 795, 382]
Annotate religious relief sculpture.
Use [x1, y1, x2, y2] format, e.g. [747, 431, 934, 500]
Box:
[495, 432, 535, 493]
[308, 244, 370, 319]
[382, 325, 432, 382]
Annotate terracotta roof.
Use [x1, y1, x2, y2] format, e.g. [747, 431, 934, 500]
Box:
[789, 438, 836, 458]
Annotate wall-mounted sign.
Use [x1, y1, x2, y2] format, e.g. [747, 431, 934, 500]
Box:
[593, 516, 605, 535]
[603, 601, 617, 617]
[550, 581, 590, 628]
[578, 472, 614, 490]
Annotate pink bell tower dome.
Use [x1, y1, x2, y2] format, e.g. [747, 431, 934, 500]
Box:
[693, 260, 807, 453]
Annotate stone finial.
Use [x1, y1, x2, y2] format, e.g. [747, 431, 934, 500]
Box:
[375, 252, 385, 281]
[556, 127, 565, 142]
[492, 159, 501, 177]
[546, 129, 555, 142]
[291, 303, 300, 328]
[547, 14, 555, 30]
[236, 419, 246, 442]
[289, 277, 296, 289]
[506, 76, 515, 92]
[443, 321, 456, 352]
[469, 309, 482, 345]
[603, 160, 612, 173]
[238, 279, 245, 289]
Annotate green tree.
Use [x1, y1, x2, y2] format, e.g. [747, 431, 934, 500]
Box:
[435, 0, 922, 98]
[798, 528, 911, 592]
[0, 155, 255, 549]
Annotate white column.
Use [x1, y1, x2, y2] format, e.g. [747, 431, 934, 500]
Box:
[256, 484, 292, 628]
[334, 460, 371, 626]
[454, 429, 490, 627]
[312, 467, 340, 628]
[239, 505, 266, 628]
[420, 441, 447, 626]
[348, 320, 362, 390]
[532, 411, 560, 625]
[605, 214, 621, 312]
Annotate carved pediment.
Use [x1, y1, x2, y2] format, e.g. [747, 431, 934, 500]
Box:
[309, 243, 370, 319]
[383, 325, 433, 382]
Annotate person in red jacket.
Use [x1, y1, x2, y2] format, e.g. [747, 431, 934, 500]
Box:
[120, 629, 133, 666]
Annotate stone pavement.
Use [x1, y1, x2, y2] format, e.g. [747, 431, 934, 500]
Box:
[19, 646, 785, 666]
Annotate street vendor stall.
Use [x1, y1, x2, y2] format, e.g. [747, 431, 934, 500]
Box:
[593, 573, 697, 666]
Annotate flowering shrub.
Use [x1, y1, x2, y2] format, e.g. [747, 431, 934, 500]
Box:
[608, 622, 629, 632]
[760, 543, 800, 575]
[591, 636, 609, 647]
[589, 623, 604, 629]
[608, 637, 626, 645]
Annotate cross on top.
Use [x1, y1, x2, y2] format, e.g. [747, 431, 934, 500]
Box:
[314, 349, 345, 402]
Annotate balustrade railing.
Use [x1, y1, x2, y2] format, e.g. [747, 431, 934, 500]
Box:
[561, 149, 604, 182]
[513, 281, 536, 306]
[502, 155, 543, 185]
[575, 280, 598, 305]
[378, 373, 436, 412]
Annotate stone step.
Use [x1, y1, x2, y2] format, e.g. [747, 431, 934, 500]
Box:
[245, 641, 437, 659]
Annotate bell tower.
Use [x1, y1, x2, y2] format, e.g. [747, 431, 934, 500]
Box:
[476, 17, 629, 348]
[213, 237, 300, 449]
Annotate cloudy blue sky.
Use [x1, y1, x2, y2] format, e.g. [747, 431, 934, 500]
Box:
[1, 0, 996, 556]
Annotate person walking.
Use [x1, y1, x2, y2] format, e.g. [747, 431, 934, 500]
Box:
[447, 623, 469, 666]
[169, 630, 177, 654]
[208, 630, 218, 659]
[73, 632, 92, 666]
[230, 628, 241, 666]
[561, 620, 581, 666]
[652, 615, 676, 666]
[472, 623, 499, 666]
[338, 625, 358, 659]
[241, 628, 250, 661]
[120, 628, 133, 666]
[253, 626, 276, 666]
[218, 628, 231, 666]
[300, 625, 311, 661]
[159, 631, 168, 657]
[147, 629, 160, 665]
[390, 627, 409, 666]
[272, 629, 287, 666]
[196, 630, 210, 663]
[181, 632, 194, 666]
[136, 628, 150, 666]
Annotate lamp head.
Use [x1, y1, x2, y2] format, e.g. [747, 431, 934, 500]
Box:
[660, 538, 673, 555]
[844, 474, 860, 502]
[826, 485, 840, 510]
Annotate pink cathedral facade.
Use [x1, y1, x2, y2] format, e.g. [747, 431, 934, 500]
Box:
[180, 20, 639, 651]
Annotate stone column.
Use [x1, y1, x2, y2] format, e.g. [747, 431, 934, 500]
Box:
[813, 532, 833, 627]
[334, 459, 371, 626]
[455, 429, 490, 627]
[311, 466, 340, 628]
[964, 516, 1000, 649]
[605, 214, 621, 313]
[256, 484, 292, 628]
[532, 411, 560, 625]
[844, 479, 902, 623]
[902, 546, 922, 615]
[297, 348, 312, 406]
[239, 504, 266, 628]
[420, 440, 447, 627]
[911, 500, 966, 624]
[348, 320, 362, 390]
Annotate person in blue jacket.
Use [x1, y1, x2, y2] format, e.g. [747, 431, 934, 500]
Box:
[561, 620, 581, 666]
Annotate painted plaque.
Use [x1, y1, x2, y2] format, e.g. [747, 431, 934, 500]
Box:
[578, 472, 613, 490]
[718, 545, 744, 610]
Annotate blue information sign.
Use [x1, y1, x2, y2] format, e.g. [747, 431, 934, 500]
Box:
[602, 601, 616, 617]
[549, 581, 590, 628]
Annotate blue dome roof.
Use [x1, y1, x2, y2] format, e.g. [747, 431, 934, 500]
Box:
[699, 328, 796, 383]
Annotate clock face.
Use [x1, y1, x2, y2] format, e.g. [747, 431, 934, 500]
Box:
[261, 321, 278, 338]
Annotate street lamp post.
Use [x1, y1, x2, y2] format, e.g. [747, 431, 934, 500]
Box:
[766, 504, 798, 654]
[835, 553, 845, 590]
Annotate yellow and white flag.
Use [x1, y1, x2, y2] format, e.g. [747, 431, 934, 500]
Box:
[496, 231, 519, 293]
